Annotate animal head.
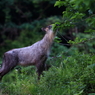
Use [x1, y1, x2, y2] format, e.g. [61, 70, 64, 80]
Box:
[41, 25, 52, 33]
[41, 24, 59, 33]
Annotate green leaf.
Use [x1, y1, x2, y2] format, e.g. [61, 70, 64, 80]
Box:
[54, 1, 64, 7]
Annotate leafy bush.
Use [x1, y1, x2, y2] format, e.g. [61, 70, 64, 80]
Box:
[0, 66, 37, 95]
[37, 51, 95, 95]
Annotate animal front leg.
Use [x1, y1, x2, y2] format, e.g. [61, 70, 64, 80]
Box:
[36, 63, 45, 80]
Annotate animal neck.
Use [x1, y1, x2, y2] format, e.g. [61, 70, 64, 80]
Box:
[41, 30, 55, 50]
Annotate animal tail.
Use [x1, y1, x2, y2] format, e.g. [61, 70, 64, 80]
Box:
[0, 54, 6, 74]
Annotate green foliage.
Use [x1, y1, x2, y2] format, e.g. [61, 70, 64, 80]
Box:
[68, 37, 87, 44]
[54, 0, 95, 54]
[54, 0, 95, 31]
[0, 68, 37, 95]
[54, 1, 64, 8]
[0, 0, 95, 95]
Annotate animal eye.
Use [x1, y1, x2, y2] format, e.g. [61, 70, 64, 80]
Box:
[48, 25, 52, 29]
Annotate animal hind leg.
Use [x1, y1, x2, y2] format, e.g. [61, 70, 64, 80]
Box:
[0, 53, 18, 80]
[44, 64, 51, 71]
[0, 62, 17, 80]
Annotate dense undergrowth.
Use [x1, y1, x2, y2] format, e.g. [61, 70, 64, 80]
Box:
[0, 44, 95, 95]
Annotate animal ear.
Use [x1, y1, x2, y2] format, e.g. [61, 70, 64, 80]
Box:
[41, 27, 48, 32]
[41, 28, 45, 31]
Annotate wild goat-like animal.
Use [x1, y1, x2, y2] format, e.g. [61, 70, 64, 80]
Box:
[0, 24, 57, 80]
